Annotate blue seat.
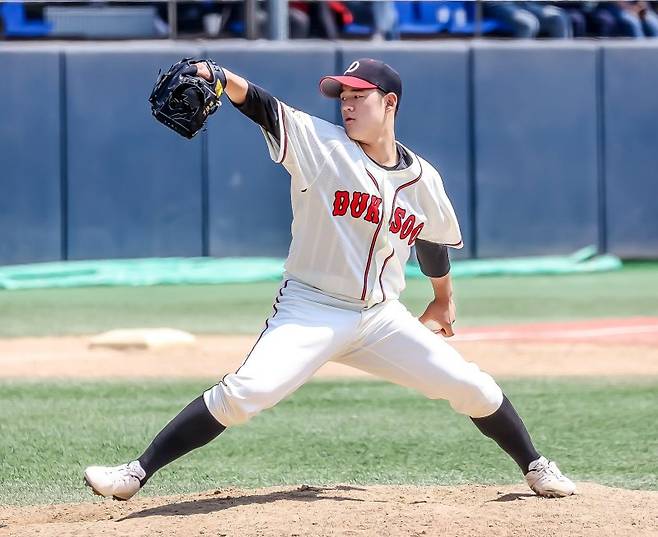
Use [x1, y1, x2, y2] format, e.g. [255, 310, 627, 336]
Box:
[445, 1, 508, 35]
[1, 1, 52, 37]
[343, 22, 373, 36]
[395, 0, 416, 32]
[227, 20, 244, 35]
[344, 1, 452, 38]
[418, 1, 452, 27]
[396, 0, 447, 35]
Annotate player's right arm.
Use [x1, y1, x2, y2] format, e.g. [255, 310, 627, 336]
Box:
[215, 67, 249, 105]
[195, 62, 246, 103]
[195, 62, 279, 141]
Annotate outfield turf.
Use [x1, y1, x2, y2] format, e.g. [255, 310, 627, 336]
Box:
[0, 378, 656, 506]
[0, 263, 657, 337]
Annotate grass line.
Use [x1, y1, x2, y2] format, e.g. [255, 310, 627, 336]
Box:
[1, 263, 657, 337]
[0, 378, 656, 506]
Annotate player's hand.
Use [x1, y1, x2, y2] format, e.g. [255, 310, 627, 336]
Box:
[194, 61, 213, 82]
[419, 297, 456, 338]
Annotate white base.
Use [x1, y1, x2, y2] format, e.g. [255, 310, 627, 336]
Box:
[89, 328, 196, 350]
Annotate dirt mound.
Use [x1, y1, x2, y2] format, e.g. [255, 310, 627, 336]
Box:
[1, 483, 656, 537]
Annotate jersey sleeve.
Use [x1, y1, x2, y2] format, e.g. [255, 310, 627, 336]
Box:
[417, 168, 463, 249]
[231, 83, 280, 142]
[415, 240, 450, 277]
[261, 99, 336, 190]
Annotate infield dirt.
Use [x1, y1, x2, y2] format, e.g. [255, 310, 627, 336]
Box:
[2, 319, 658, 379]
[1, 319, 656, 537]
[1, 483, 656, 537]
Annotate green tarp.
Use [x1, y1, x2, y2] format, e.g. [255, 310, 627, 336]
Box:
[0, 246, 621, 291]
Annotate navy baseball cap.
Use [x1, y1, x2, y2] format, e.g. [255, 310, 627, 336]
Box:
[319, 58, 402, 105]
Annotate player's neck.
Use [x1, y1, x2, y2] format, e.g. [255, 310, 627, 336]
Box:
[358, 131, 397, 168]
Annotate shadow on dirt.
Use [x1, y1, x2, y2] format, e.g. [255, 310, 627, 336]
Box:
[119, 485, 370, 521]
[489, 492, 536, 503]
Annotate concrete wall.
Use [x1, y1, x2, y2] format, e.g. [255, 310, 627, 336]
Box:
[0, 41, 656, 264]
[0, 50, 62, 264]
[602, 42, 658, 258]
[473, 42, 600, 257]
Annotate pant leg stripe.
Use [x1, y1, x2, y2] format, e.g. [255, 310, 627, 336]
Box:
[220, 279, 290, 384]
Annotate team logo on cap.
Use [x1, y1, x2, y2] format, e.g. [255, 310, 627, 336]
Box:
[344, 61, 360, 74]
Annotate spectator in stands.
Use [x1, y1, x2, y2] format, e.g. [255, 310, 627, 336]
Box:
[553, 2, 616, 38]
[583, 2, 617, 37]
[291, 1, 354, 39]
[600, 1, 658, 37]
[345, 1, 399, 40]
[372, 0, 400, 40]
[552, 1, 587, 37]
[220, 0, 356, 39]
[155, 1, 310, 38]
[484, 1, 572, 38]
[222, 0, 310, 38]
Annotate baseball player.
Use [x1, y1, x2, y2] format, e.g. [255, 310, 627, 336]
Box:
[84, 58, 575, 500]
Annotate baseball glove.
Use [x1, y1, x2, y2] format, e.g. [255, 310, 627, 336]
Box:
[149, 58, 226, 139]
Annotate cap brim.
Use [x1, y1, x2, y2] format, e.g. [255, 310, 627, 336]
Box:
[319, 76, 378, 98]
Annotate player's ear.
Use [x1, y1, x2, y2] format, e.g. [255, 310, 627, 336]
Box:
[385, 93, 397, 113]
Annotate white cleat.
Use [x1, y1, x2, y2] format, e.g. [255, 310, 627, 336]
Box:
[84, 461, 145, 501]
[525, 456, 576, 498]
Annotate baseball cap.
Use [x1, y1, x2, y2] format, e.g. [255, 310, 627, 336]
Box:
[319, 58, 402, 106]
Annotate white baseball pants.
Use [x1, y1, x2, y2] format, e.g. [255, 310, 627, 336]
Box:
[204, 279, 503, 426]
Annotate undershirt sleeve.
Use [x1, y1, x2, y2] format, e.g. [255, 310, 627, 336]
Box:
[415, 240, 451, 278]
[231, 82, 280, 143]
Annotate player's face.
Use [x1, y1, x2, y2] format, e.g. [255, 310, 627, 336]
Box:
[340, 88, 388, 142]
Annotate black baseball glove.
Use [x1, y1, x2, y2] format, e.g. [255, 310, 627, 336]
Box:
[149, 58, 226, 139]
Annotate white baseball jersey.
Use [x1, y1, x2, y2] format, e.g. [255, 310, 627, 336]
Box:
[261, 100, 463, 308]
[204, 93, 503, 429]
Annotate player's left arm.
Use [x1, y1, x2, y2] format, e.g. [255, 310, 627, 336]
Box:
[416, 240, 456, 338]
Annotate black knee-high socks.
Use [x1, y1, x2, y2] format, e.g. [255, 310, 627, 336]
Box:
[135, 393, 537, 486]
[471, 394, 539, 473]
[138, 396, 225, 485]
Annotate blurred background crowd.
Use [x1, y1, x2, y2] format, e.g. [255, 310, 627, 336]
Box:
[3, 1, 658, 41]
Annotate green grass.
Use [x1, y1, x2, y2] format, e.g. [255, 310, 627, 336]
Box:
[0, 263, 656, 337]
[0, 378, 656, 506]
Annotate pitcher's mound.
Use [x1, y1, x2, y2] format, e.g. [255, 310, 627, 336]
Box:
[88, 328, 196, 351]
[1, 483, 656, 537]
